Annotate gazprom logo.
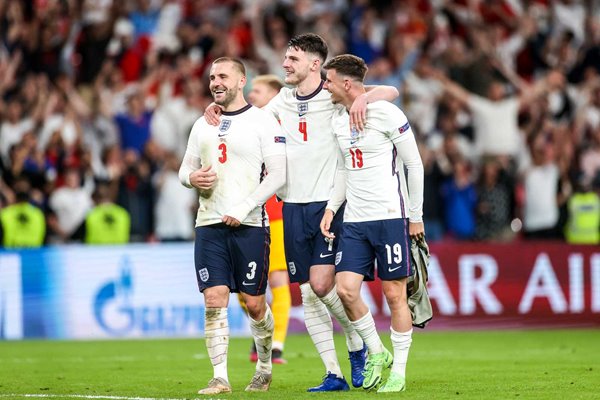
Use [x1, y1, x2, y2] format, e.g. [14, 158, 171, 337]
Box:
[0, 254, 23, 339]
[93, 255, 204, 337]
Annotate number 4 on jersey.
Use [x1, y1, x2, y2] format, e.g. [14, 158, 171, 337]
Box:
[299, 117, 307, 141]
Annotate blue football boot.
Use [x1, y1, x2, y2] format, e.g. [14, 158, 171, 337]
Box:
[348, 344, 368, 387]
[307, 372, 350, 392]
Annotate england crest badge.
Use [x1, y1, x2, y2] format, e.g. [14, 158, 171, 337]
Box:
[219, 119, 231, 133]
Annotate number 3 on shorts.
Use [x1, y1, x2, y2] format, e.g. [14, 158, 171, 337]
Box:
[247, 261, 257, 280]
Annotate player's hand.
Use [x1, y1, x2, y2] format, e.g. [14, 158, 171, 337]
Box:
[189, 165, 217, 190]
[320, 209, 336, 240]
[409, 221, 425, 241]
[222, 215, 241, 227]
[349, 92, 368, 132]
[204, 103, 223, 126]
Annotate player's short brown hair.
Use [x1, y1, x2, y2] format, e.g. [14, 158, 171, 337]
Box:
[212, 57, 246, 76]
[323, 54, 368, 82]
[288, 33, 328, 63]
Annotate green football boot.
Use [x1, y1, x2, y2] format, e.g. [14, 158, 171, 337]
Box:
[361, 348, 393, 391]
[378, 371, 406, 393]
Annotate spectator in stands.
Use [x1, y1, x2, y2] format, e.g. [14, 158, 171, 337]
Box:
[475, 157, 514, 241]
[522, 132, 561, 239]
[81, 182, 131, 244]
[117, 149, 154, 242]
[114, 89, 153, 155]
[48, 167, 93, 243]
[153, 152, 195, 242]
[441, 155, 477, 240]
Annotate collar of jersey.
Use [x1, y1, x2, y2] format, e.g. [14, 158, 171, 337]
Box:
[222, 103, 252, 116]
[296, 80, 324, 101]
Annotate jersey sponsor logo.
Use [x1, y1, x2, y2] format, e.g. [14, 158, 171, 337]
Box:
[297, 102, 308, 116]
[274, 136, 286, 143]
[388, 265, 401, 272]
[335, 251, 342, 266]
[219, 119, 231, 133]
[198, 268, 209, 282]
[242, 281, 256, 286]
[288, 261, 296, 275]
[319, 252, 333, 259]
[398, 121, 411, 134]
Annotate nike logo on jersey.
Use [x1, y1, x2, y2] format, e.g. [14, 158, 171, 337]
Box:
[388, 266, 401, 272]
[319, 253, 333, 258]
[242, 281, 256, 286]
[218, 132, 228, 137]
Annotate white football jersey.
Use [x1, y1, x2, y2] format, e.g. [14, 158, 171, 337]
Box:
[185, 104, 285, 227]
[263, 81, 338, 203]
[331, 100, 423, 223]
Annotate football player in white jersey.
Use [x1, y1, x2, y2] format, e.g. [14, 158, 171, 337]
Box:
[320, 54, 424, 393]
[179, 57, 287, 395]
[204, 33, 399, 392]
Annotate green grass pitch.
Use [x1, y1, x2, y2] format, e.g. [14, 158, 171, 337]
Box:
[1, 330, 599, 400]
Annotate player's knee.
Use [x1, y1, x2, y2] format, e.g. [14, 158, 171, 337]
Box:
[336, 284, 359, 305]
[383, 285, 407, 309]
[311, 280, 334, 298]
[244, 296, 266, 319]
[203, 288, 229, 308]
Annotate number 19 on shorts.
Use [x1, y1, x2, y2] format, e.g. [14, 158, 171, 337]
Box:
[385, 243, 402, 264]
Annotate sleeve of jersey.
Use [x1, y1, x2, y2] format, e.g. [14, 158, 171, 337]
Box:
[326, 146, 347, 214]
[178, 118, 203, 188]
[224, 116, 287, 223]
[388, 109, 425, 223]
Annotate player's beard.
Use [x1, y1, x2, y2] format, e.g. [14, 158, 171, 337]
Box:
[212, 85, 237, 108]
[284, 68, 308, 86]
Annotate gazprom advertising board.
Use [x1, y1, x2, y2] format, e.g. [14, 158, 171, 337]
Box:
[0, 244, 249, 340]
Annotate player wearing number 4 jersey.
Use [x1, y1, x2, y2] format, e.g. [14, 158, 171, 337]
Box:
[321, 54, 425, 393]
[179, 57, 286, 395]
[266, 34, 400, 392]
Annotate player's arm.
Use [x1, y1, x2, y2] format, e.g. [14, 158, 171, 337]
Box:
[390, 118, 425, 240]
[321, 146, 346, 240]
[350, 85, 400, 131]
[223, 120, 286, 226]
[178, 119, 217, 191]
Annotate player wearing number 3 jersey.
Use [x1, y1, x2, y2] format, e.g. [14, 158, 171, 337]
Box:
[320, 54, 425, 393]
[179, 57, 286, 395]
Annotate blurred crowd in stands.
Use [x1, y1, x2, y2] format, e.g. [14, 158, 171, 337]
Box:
[1, 0, 599, 246]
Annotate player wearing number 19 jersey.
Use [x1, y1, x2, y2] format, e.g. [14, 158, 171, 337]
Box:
[322, 54, 424, 393]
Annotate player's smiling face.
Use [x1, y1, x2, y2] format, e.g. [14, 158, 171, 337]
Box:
[324, 69, 344, 105]
[282, 47, 315, 86]
[209, 61, 244, 107]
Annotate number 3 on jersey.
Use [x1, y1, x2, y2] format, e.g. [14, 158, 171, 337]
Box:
[299, 117, 307, 141]
[349, 148, 363, 168]
[218, 143, 227, 163]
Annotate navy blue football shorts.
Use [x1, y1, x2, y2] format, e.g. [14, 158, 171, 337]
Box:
[282, 201, 345, 284]
[194, 223, 270, 295]
[335, 218, 414, 281]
